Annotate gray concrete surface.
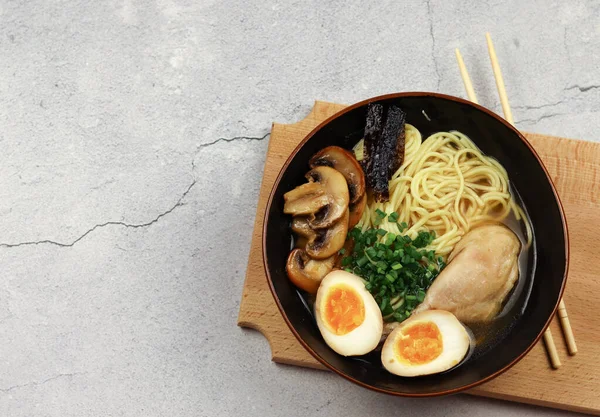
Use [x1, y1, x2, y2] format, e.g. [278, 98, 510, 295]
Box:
[0, 0, 596, 416]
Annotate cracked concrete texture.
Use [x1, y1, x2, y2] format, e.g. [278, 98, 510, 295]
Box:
[0, 0, 596, 416]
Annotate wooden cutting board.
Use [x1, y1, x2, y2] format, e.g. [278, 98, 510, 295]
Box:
[237, 101, 600, 415]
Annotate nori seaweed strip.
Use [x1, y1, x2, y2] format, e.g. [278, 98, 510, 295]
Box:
[362, 104, 406, 202]
[362, 103, 384, 181]
[391, 108, 406, 176]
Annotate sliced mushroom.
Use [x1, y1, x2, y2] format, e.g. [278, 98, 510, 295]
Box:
[292, 212, 348, 260]
[291, 217, 312, 249]
[348, 193, 367, 229]
[305, 209, 349, 259]
[291, 216, 313, 237]
[294, 236, 308, 249]
[283, 181, 329, 216]
[309, 146, 366, 204]
[286, 249, 336, 294]
[292, 212, 348, 259]
[305, 166, 349, 229]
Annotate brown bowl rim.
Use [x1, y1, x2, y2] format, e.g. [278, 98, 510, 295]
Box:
[261, 91, 570, 397]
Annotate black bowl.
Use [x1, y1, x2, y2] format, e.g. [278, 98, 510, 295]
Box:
[263, 92, 569, 396]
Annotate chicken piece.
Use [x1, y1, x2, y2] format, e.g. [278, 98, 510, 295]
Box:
[413, 224, 521, 323]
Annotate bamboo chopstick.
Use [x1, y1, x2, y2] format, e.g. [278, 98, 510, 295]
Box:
[485, 33, 515, 125]
[543, 329, 562, 369]
[558, 299, 578, 355]
[455, 34, 576, 369]
[455, 49, 479, 104]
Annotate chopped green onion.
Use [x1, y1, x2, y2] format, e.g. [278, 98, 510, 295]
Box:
[338, 225, 443, 325]
[385, 233, 396, 245]
[380, 297, 389, 311]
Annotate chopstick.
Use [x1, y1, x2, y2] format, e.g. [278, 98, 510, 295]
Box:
[543, 329, 562, 368]
[558, 299, 578, 355]
[454, 33, 577, 369]
[485, 33, 515, 125]
[455, 49, 479, 105]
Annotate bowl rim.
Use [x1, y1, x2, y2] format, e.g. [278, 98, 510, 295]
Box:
[261, 91, 570, 397]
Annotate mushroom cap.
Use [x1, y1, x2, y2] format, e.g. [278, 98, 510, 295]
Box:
[291, 216, 314, 238]
[310, 146, 366, 205]
[305, 166, 350, 229]
[286, 249, 336, 294]
[348, 193, 367, 229]
[292, 211, 349, 260]
[283, 181, 329, 216]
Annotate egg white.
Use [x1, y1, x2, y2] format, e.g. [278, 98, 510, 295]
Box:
[381, 310, 471, 377]
[315, 270, 383, 356]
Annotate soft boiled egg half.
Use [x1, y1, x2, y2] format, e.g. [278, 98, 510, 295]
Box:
[315, 270, 383, 356]
[381, 310, 471, 377]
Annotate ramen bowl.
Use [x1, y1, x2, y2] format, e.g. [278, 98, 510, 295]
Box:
[262, 92, 568, 396]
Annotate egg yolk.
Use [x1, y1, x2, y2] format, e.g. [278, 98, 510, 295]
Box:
[323, 284, 365, 335]
[395, 321, 443, 364]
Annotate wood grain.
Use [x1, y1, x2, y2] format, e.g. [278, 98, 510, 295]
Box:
[237, 101, 600, 415]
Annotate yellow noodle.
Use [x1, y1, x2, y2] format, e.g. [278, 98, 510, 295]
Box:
[358, 127, 531, 257]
